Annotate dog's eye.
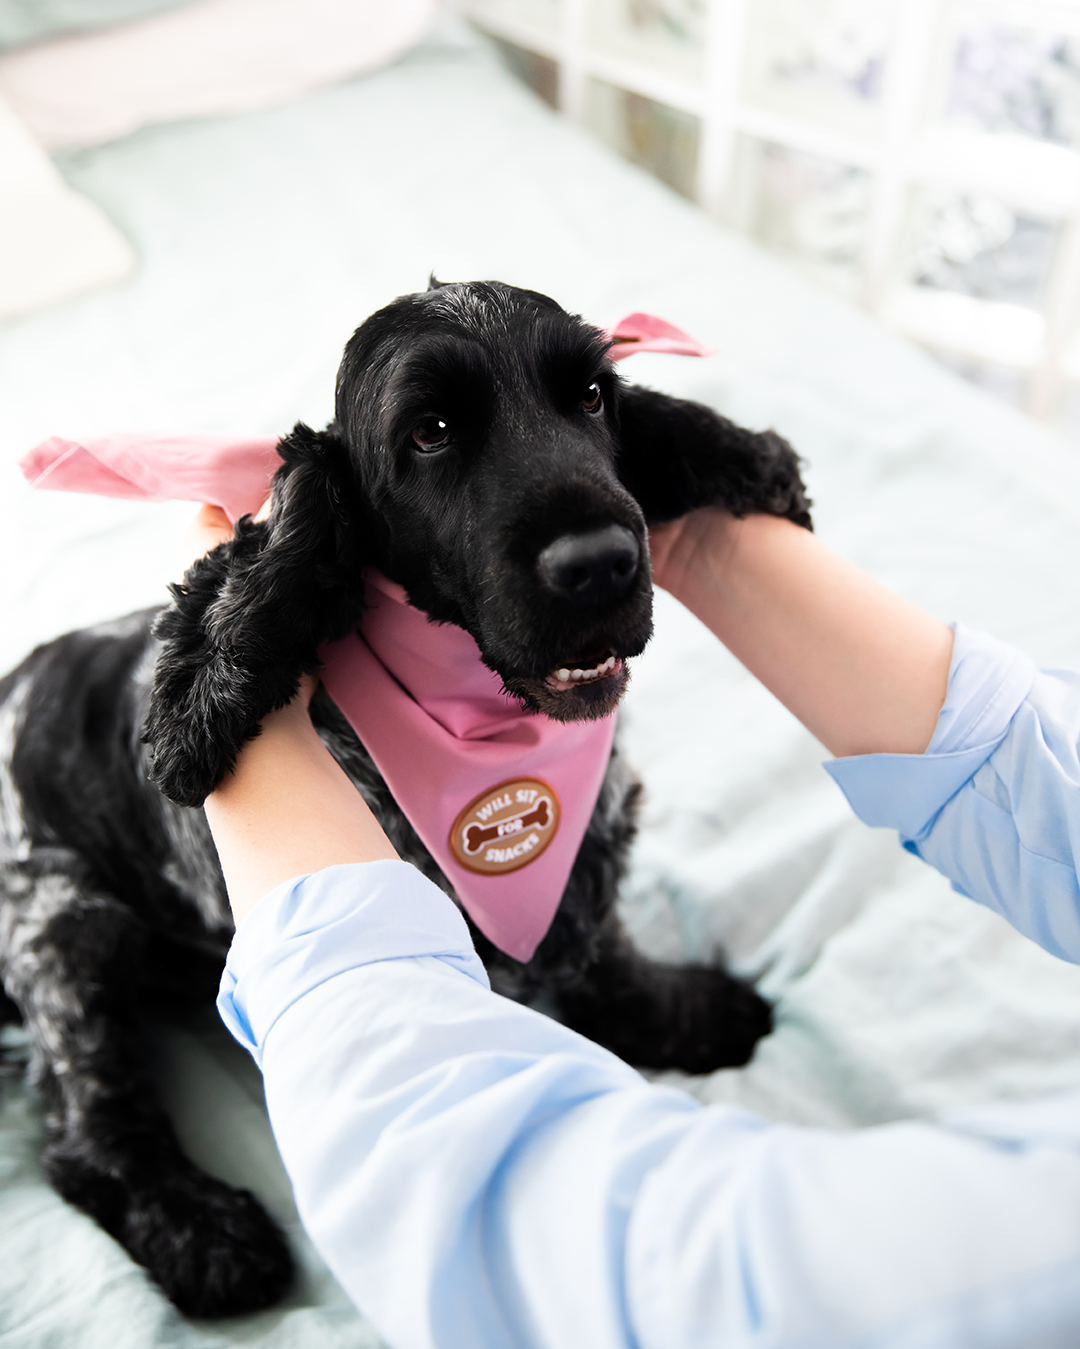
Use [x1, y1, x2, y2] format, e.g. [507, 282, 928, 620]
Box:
[412, 416, 451, 452]
[582, 383, 603, 414]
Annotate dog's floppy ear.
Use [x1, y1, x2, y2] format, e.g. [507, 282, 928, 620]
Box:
[615, 383, 812, 529]
[143, 422, 368, 808]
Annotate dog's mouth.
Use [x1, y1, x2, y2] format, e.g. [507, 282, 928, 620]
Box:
[544, 648, 622, 692]
[502, 645, 631, 723]
[480, 582, 654, 725]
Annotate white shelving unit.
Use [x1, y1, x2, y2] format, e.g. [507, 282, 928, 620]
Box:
[458, 0, 1080, 434]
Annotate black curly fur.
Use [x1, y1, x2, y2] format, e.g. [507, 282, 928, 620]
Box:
[144, 426, 368, 807]
[616, 385, 814, 528]
[143, 281, 810, 808]
[1, 281, 807, 1317]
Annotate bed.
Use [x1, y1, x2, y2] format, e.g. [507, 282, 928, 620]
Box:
[4, 14, 1080, 1345]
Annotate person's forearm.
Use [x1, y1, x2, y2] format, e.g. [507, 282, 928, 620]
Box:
[653, 512, 953, 759]
[222, 867, 1080, 1349]
[203, 698, 398, 923]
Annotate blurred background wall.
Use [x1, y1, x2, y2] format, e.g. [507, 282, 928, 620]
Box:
[458, 0, 1080, 442]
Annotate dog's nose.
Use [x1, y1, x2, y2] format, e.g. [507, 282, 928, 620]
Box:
[537, 525, 640, 607]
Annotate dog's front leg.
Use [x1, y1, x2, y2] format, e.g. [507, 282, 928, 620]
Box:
[143, 424, 363, 808]
[554, 912, 773, 1072]
[616, 384, 813, 529]
[2, 854, 293, 1315]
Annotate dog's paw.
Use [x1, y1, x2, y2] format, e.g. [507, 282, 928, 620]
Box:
[659, 963, 774, 1073]
[50, 1148, 295, 1318]
[47, 1143, 295, 1316]
[558, 957, 773, 1074]
[123, 1175, 295, 1318]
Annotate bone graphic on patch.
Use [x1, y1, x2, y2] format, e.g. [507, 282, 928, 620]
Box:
[464, 798, 552, 854]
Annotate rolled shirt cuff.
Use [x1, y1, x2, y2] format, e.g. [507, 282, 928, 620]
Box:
[217, 860, 489, 1065]
[825, 624, 1037, 843]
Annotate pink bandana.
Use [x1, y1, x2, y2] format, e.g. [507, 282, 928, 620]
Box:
[20, 313, 712, 961]
[321, 573, 616, 960]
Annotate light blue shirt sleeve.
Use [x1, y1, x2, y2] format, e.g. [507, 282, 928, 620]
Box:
[218, 861, 1080, 1349]
[827, 623, 1080, 962]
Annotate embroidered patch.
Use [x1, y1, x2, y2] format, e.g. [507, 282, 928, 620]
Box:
[449, 777, 561, 875]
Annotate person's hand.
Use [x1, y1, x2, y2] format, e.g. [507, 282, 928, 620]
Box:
[177, 497, 272, 576]
[173, 497, 376, 924]
[648, 508, 952, 758]
[647, 507, 738, 602]
[269, 671, 320, 721]
[205, 666, 390, 923]
[178, 503, 233, 573]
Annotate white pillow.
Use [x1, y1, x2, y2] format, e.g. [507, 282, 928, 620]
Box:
[0, 0, 437, 149]
[0, 93, 134, 318]
[0, 0, 186, 52]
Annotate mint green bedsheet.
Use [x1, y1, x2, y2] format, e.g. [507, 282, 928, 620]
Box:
[3, 21, 1080, 1344]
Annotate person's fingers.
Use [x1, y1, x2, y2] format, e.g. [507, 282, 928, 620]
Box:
[646, 519, 679, 588]
[177, 495, 273, 583]
[296, 671, 319, 708]
[269, 672, 321, 729]
[196, 502, 231, 534]
[179, 503, 233, 574]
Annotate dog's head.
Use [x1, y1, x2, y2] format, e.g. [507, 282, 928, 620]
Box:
[148, 279, 809, 805]
[306, 279, 655, 722]
[262, 279, 808, 727]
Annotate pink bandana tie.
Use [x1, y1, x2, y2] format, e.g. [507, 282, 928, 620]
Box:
[20, 313, 712, 960]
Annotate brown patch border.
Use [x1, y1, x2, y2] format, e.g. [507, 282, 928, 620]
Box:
[449, 777, 561, 875]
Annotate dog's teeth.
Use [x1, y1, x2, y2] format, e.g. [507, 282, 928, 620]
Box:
[550, 655, 620, 688]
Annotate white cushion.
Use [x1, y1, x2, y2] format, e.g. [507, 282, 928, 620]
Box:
[0, 0, 437, 149]
[0, 0, 185, 52]
[0, 94, 133, 318]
